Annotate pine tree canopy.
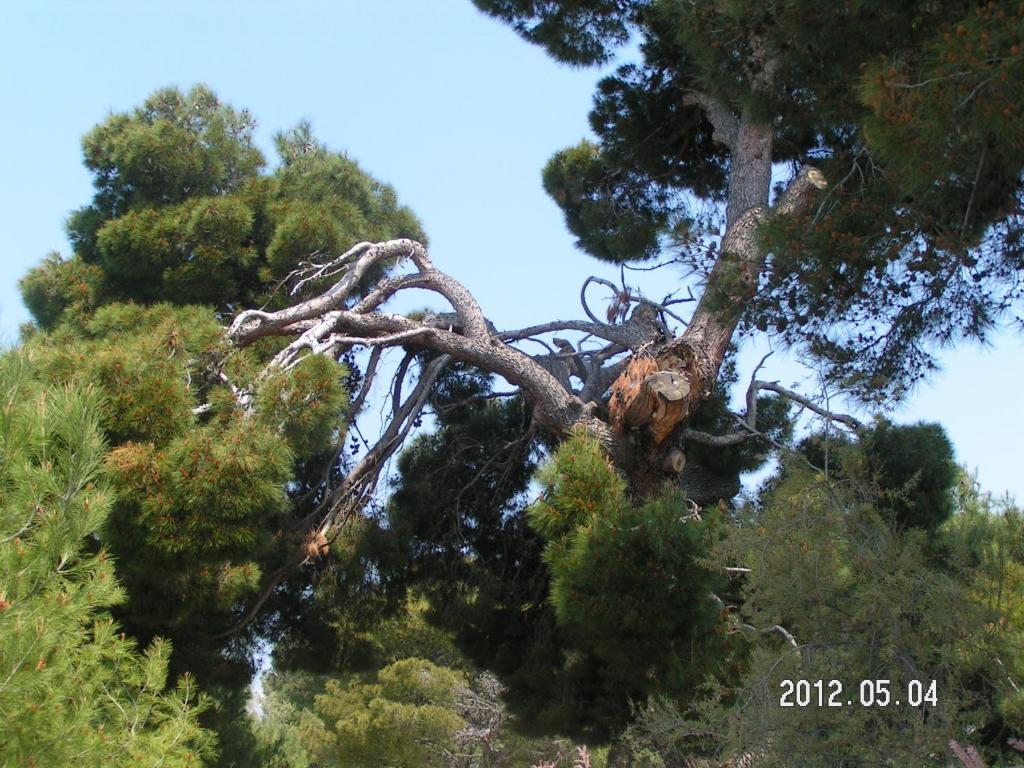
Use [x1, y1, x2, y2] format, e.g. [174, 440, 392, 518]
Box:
[476, 0, 1024, 399]
[22, 85, 424, 323]
[14, 86, 424, 754]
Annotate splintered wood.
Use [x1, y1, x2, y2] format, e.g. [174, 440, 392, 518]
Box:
[609, 355, 692, 444]
[304, 531, 329, 560]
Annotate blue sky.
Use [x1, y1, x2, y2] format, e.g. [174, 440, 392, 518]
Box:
[1, 0, 1022, 499]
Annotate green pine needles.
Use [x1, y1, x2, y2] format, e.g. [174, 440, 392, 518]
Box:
[0, 352, 214, 766]
[528, 429, 729, 726]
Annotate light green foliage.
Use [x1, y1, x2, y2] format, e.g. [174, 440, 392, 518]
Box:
[106, 418, 290, 562]
[0, 353, 214, 766]
[297, 658, 466, 767]
[14, 84, 424, 765]
[18, 252, 104, 332]
[66, 85, 263, 304]
[257, 597, 608, 768]
[20, 301, 300, 646]
[944, 476, 1024, 748]
[683, 456, 1006, 766]
[253, 596, 468, 768]
[27, 303, 224, 444]
[255, 355, 349, 459]
[528, 428, 626, 542]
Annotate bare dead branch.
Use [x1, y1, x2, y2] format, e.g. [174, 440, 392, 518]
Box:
[391, 352, 415, 420]
[683, 428, 751, 447]
[290, 241, 374, 295]
[349, 346, 383, 416]
[753, 381, 863, 431]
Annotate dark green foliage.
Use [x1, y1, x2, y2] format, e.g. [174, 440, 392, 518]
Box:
[798, 419, 958, 532]
[478, 1, 1024, 401]
[385, 364, 540, 602]
[380, 365, 549, 678]
[383, 367, 724, 737]
[473, 0, 639, 66]
[544, 489, 722, 670]
[866, 419, 958, 531]
[543, 140, 670, 262]
[681, 354, 792, 503]
[380, 361, 772, 737]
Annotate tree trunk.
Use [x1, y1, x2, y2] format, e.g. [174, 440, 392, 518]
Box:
[604, 114, 827, 495]
[606, 115, 773, 479]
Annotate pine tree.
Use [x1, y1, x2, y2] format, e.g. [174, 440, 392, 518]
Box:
[0, 352, 214, 766]
[16, 85, 425, 764]
[475, 1, 1024, 400]
[16, 12, 1024, 754]
[609, 456, 1024, 767]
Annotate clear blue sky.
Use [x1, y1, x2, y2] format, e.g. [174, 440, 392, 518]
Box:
[1, 0, 1021, 499]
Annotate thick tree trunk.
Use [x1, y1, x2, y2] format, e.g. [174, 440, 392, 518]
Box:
[667, 114, 774, 411]
[605, 112, 827, 496]
[606, 115, 774, 473]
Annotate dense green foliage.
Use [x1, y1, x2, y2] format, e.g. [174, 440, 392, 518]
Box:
[375, 365, 763, 738]
[14, 85, 423, 764]
[0, 353, 214, 766]
[866, 419, 959, 530]
[10, 12, 1024, 759]
[704, 459, 971, 765]
[21, 85, 423, 325]
[606, 460, 1024, 768]
[255, 597, 613, 768]
[373, 355, 787, 738]
[799, 418, 959, 531]
[301, 658, 468, 767]
[526, 430, 730, 734]
[20, 302, 303, 655]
